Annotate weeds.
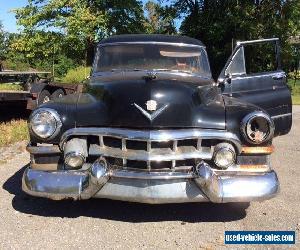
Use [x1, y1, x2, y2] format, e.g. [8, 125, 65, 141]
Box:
[0, 83, 24, 91]
[61, 66, 91, 84]
[0, 120, 28, 147]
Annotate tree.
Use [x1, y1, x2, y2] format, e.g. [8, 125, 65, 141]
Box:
[144, 1, 177, 34]
[0, 22, 9, 61]
[11, 0, 147, 67]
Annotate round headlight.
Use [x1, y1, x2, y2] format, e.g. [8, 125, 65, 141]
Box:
[241, 112, 274, 144]
[30, 108, 62, 139]
[213, 143, 236, 169]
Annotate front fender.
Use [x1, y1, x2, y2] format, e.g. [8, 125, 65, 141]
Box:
[223, 96, 270, 145]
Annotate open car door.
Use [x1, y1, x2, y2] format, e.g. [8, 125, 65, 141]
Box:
[218, 38, 292, 136]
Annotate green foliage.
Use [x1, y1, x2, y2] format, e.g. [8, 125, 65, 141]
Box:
[0, 23, 6, 60]
[0, 84, 24, 91]
[53, 55, 78, 78]
[103, 0, 146, 35]
[2, 59, 31, 71]
[144, 1, 177, 34]
[292, 95, 300, 105]
[61, 66, 91, 83]
[11, 0, 148, 67]
[288, 79, 300, 95]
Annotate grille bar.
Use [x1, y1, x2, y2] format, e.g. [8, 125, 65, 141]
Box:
[61, 128, 241, 152]
[89, 144, 212, 161]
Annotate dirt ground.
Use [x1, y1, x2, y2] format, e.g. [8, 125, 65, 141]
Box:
[0, 107, 299, 249]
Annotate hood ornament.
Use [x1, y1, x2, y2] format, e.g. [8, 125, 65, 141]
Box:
[146, 100, 157, 111]
[134, 100, 168, 121]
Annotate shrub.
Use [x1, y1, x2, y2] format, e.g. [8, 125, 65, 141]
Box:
[2, 59, 31, 71]
[287, 79, 300, 95]
[61, 66, 91, 83]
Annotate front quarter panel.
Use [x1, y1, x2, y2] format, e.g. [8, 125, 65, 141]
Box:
[223, 96, 272, 145]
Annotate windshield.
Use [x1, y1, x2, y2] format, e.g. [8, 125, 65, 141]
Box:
[94, 43, 211, 77]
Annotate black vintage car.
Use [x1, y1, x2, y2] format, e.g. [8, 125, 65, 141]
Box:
[22, 35, 292, 203]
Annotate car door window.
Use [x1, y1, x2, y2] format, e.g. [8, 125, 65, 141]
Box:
[225, 40, 279, 77]
[244, 42, 278, 74]
[225, 46, 246, 76]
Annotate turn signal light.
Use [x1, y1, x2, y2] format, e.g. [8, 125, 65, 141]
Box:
[241, 146, 274, 155]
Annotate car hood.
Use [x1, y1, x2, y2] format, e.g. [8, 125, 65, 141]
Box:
[74, 78, 225, 129]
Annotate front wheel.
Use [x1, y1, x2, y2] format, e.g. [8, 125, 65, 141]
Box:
[37, 89, 51, 106]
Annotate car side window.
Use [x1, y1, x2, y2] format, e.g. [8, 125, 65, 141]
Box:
[225, 47, 246, 76]
[244, 42, 278, 74]
[225, 41, 278, 77]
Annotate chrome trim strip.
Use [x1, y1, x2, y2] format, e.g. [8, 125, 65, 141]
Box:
[271, 113, 292, 119]
[27, 144, 61, 154]
[89, 145, 212, 161]
[60, 128, 241, 152]
[240, 111, 275, 144]
[99, 41, 205, 48]
[232, 71, 285, 80]
[133, 103, 169, 121]
[236, 38, 279, 45]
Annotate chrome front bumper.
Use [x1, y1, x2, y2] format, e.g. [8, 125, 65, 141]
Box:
[22, 162, 279, 204]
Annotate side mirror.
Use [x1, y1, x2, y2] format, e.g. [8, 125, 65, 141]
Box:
[224, 74, 232, 84]
[218, 74, 232, 88]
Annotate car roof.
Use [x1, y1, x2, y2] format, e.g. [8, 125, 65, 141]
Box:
[99, 34, 205, 47]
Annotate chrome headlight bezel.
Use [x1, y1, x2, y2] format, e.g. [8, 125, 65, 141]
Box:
[241, 111, 274, 144]
[29, 108, 62, 139]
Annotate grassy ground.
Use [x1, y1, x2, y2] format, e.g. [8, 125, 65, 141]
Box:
[0, 83, 24, 91]
[0, 120, 28, 147]
[292, 95, 300, 105]
[287, 79, 300, 105]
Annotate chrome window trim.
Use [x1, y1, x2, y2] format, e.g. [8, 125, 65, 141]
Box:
[231, 71, 286, 80]
[98, 41, 205, 48]
[60, 128, 241, 152]
[236, 38, 279, 46]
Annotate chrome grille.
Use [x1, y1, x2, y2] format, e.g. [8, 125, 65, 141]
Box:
[60, 128, 241, 171]
[88, 136, 212, 170]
